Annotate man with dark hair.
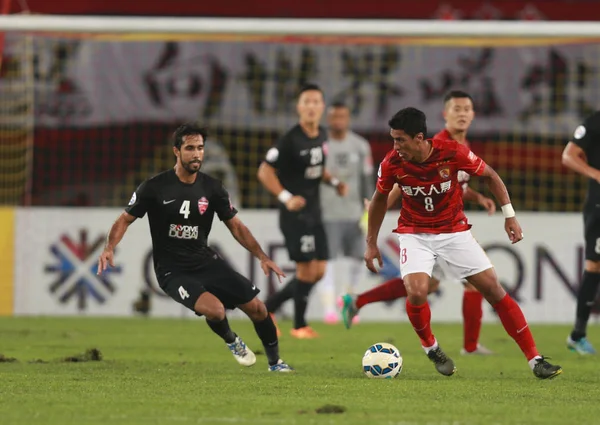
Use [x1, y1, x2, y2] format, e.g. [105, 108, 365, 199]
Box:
[562, 111, 600, 354]
[363, 107, 561, 379]
[341, 91, 496, 355]
[258, 84, 348, 339]
[97, 123, 294, 372]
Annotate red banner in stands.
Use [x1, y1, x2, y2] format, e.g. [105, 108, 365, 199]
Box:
[13, 0, 600, 21]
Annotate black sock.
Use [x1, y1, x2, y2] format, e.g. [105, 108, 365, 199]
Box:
[293, 279, 315, 329]
[571, 271, 600, 341]
[206, 317, 236, 343]
[253, 314, 280, 366]
[265, 277, 297, 313]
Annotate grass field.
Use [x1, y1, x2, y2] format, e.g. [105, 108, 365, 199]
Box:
[1, 317, 599, 425]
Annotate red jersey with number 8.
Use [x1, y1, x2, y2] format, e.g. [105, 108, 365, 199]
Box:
[377, 138, 486, 234]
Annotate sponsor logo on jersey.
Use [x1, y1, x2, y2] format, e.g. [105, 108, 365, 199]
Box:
[169, 224, 199, 240]
[198, 197, 209, 215]
[438, 166, 450, 179]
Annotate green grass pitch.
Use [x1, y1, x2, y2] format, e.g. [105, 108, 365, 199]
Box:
[1, 317, 599, 425]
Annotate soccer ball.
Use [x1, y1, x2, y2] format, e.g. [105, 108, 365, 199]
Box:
[362, 342, 403, 379]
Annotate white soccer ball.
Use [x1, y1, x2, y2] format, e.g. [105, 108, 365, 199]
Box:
[362, 342, 403, 379]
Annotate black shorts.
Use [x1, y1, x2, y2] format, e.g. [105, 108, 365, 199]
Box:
[584, 204, 600, 261]
[280, 217, 329, 263]
[157, 258, 260, 313]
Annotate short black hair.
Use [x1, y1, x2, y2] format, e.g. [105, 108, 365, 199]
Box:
[172, 123, 208, 149]
[329, 100, 348, 109]
[388, 107, 427, 138]
[443, 90, 474, 105]
[297, 83, 323, 99]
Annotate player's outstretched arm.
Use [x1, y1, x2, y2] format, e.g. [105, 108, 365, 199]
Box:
[479, 165, 523, 244]
[97, 212, 137, 275]
[364, 189, 388, 273]
[322, 169, 348, 197]
[257, 161, 305, 211]
[562, 142, 600, 182]
[224, 216, 286, 282]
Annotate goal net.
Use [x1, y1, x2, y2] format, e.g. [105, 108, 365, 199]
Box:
[0, 16, 597, 211]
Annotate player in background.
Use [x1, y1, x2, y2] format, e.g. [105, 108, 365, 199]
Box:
[97, 124, 293, 372]
[317, 101, 375, 324]
[258, 84, 348, 339]
[342, 91, 496, 355]
[364, 107, 561, 379]
[562, 111, 600, 354]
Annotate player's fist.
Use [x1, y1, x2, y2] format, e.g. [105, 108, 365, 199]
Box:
[336, 182, 348, 197]
[97, 249, 115, 275]
[285, 195, 306, 211]
[478, 195, 496, 215]
[504, 217, 524, 244]
[364, 243, 383, 274]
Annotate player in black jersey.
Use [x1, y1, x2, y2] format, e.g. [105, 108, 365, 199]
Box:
[563, 112, 600, 355]
[258, 84, 348, 339]
[97, 123, 293, 372]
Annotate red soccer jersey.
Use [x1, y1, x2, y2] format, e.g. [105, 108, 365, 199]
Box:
[376, 138, 486, 234]
[435, 129, 471, 187]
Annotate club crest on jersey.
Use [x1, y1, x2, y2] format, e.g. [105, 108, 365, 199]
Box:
[438, 166, 451, 180]
[198, 197, 209, 215]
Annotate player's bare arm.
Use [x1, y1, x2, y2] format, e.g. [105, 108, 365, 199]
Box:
[364, 189, 388, 273]
[462, 186, 496, 215]
[322, 168, 348, 197]
[257, 161, 306, 211]
[562, 142, 600, 182]
[479, 165, 523, 244]
[224, 215, 286, 282]
[97, 212, 137, 275]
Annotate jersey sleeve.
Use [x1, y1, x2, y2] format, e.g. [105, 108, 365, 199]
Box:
[376, 156, 396, 194]
[572, 114, 600, 152]
[455, 143, 486, 176]
[212, 183, 238, 221]
[124, 180, 154, 218]
[264, 134, 292, 170]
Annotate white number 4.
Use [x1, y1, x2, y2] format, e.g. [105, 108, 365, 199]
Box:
[178, 286, 190, 300]
[180, 200, 191, 219]
[595, 238, 600, 254]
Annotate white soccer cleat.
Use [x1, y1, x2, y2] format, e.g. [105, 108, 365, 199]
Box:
[226, 336, 256, 366]
[460, 344, 494, 355]
[268, 359, 294, 372]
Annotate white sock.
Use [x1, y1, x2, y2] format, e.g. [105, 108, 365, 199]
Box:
[528, 356, 543, 370]
[422, 339, 439, 354]
[317, 261, 336, 315]
[348, 258, 363, 292]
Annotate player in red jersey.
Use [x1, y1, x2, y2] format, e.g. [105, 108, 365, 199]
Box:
[341, 91, 495, 355]
[361, 107, 562, 379]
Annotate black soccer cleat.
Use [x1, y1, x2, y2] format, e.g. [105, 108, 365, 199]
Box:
[532, 356, 562, 380]
[427, 346, 457, 376]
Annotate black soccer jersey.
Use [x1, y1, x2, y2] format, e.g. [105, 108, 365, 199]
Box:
[265, 124, 327, 224]
[125, 169, 237, 272]
[573, 111, 600, 204]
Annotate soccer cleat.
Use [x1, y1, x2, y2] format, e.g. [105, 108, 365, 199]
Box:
[460, 344, 494, 356]
[226, 336, 256, 367]
[290, 326, 319, 339]
[340, 294, 359, 329]
[532, 357, 562, 380]
[567, 336, 596, 355]
[427, 346, 457, 376]
[268, 359, 294, 372]
[270, 313, 282, 338]
[324, 312, 339, 324]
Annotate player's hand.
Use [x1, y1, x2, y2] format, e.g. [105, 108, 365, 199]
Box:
[504, 217, 524, 244]
[478, 195, 496, 215]
[97, 249, 115, 275]
[363, 198, 371, 210]
[336, 182, 348, 197]
[364, 243, 383, 273]
[259, 257, 286, 283]
[285, 195, 306, 211]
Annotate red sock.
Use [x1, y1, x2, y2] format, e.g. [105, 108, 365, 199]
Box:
[405, 299, 436, 347]
[356, 278, 407, 309]
[493, 294, 539, 360]
[462, 290, 484, 352]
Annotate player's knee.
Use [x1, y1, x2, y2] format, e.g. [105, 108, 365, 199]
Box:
[428, 278, 440, 294]
[585, 260, 600, 273]
[197, 301, 226, 321]
[244, 299, 268, 322]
